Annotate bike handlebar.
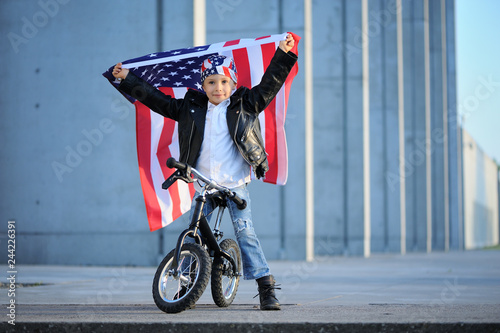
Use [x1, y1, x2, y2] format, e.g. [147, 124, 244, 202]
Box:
[166, 157, 186, 170]
[230, 193, 247, 210]
[166, 157, 247, 210]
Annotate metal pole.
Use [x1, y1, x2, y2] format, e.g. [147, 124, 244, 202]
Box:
[397, 0, 406, 254]
[441, 0, 450, 252]
[362, 0, 371, 257]
[193, 0, 206, 46]
[304, 0, 314, 262]
[424, 0, 433, 253]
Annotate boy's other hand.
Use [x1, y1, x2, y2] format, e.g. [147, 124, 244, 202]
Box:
[279, 34, 295, 53]
[112, 63, 129, 80]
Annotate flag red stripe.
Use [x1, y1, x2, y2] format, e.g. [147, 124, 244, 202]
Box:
[261, 42, 279, 184]
[224, 39, 240, 47]
[157, 88, 182, 219]
[188, 181, 196, 198]
[223, 67, 232, 80]
[289, 32, 301, 56]
[232, 48, 251, 90]
[284, 63, 299, 115]
[285, 33, 301, 107]
[135, 101, 163, 231]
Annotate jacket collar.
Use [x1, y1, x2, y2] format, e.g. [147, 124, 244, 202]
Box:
[190, 89, 209, 107]
[230, 87, 245, 101]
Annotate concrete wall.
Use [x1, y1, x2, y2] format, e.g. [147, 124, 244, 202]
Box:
[312, 0, 463, 256]
[1, 0, 467, 266]
[402, 0, 429, 252]
[0, 0, 307, 266]
[0, 0, 160, 265]
[462, 130, 499, 249]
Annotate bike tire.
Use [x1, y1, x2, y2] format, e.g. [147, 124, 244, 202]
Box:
[211, 238, 241, 307]
[152, 243, 211, 313]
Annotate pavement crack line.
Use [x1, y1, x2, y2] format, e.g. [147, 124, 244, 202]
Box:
[296, 295, 343, 306]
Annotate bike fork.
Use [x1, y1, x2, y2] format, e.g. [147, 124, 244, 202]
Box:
[169, 195, 240, 278]
[170, 229, 197, 278]
[170, 195, 207, 277]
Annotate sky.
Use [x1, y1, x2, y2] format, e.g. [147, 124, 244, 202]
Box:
[456, 0, 500, 164]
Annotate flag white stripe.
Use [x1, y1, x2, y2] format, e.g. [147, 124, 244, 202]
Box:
[245, 46, 267, 143]
[169, 89, 193, 224]
[149, 111, 174, 225]
[275, 86, 288, 185]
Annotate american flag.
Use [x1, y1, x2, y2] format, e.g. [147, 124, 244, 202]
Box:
[103, 32, 300, 231]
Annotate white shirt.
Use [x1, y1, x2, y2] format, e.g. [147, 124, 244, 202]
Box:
[195, 98, 251, 191]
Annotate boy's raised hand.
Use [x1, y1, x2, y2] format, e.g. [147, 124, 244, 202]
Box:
[112, 62, 129, 80]
[279, 34, 295, 53]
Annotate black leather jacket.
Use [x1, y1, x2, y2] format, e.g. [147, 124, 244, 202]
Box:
[118, 47, 297, 179]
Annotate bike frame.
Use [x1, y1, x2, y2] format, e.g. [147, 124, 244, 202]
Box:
[170, 185, 240, 278]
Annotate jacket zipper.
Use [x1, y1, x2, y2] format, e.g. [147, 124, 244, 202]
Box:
[233, 110, 253, 166]
[186, 121, 195, 163]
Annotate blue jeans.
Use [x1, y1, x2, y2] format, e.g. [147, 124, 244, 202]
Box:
[188, 184, 271, 280]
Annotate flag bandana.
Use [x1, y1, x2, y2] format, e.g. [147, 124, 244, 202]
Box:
[103, 32, 299, 231]
[200, 54, 238, 84]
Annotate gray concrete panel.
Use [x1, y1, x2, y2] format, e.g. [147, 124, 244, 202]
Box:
[402, 0, 429, 252]
[462, 130, 499, 249]
[312, 0, 345, 256]
[281, 0, 307, 260]
[382, 0, 404, 253]
[0, 1, 162, 265]
[444, 0, 463, 250]
[428, 0, 447, 251]
[162, 0, 194, 50]
[205, 0, 281, 43]
[368, 0, 387, 254]
[343, 0, 368, 256]
[368, 0, 404, 254]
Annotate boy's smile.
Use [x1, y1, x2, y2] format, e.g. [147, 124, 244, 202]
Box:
[202, 74, 236, 105]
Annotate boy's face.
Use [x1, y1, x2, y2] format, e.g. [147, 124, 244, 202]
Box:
[202, 74, 236, 105]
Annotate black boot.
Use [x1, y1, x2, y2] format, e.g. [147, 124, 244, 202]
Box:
[256, 275, 281, 310]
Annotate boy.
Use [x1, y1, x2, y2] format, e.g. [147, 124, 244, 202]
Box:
[112, 34, 297, 310]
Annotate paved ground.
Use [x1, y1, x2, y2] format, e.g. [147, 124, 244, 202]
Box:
[2, 249, 500, 332]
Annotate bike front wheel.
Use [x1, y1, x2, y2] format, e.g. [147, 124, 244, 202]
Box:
[211, 238, 241, 307]
[152, 243, 211, 313]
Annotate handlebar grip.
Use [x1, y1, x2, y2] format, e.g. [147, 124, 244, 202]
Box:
[166, 157, 187, 170]
[231, 194, 247, 210]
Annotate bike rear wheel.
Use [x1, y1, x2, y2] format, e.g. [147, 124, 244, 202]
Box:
[152, 243, 211, 313]
[211, 238, 241, 307]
